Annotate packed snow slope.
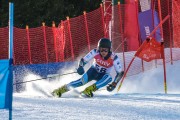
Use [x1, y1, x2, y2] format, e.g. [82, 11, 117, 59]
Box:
[1, 60, 180, 120]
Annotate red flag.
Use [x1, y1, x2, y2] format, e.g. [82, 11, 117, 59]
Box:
[135, 38, 164, 62]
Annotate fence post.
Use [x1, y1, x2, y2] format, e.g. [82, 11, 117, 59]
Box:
[52, 21, 58, 62]
[100, 4, 106, 37]
[167, 0, 173, 65]
[118, 2, 126, 71]
[83, 11, 91, 52]
[26, 25, 32, 64]
[67, 16, 74, 61]
[135, 0, 144, 72]
[42, 22, 48, 63]
[61, 20, 65, 62]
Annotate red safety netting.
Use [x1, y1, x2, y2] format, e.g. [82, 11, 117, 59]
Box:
[173, 0, 180, 48]
[0, 0, 179, 78]
[13, 27, 30, 64]
[0, 27, 8, 59]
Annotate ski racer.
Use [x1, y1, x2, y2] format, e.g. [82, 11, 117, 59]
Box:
[52, 38, 124, 97]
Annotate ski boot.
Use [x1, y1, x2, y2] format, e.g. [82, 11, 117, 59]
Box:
[52, 85, 69, 97]
[81, 84, 97, 97]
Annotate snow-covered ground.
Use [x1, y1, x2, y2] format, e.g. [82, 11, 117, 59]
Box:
[1, 60, 180, 120]
[1, 93, 180, 120]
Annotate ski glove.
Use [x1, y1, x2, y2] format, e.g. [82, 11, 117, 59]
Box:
[77, 66, 85, 75]
[107, 82, 117, 92]
[107, 71, 124, 92]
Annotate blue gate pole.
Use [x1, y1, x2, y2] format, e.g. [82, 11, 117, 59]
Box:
[9, 2, 14, 120]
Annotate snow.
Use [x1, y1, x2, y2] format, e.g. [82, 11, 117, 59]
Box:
[1, 94, 180, 120]
[1, 59, 180, 120]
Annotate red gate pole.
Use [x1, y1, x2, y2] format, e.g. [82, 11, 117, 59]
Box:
[83, 11, 91, 52]
[161, 42, 167, 94]
[26, 25, 32, 64]
[67, 17, 74, 61]
[117, 56, 136, 92]
[158, 0, 167, 94]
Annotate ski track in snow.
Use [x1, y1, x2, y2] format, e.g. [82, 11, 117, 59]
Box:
[0, 93, 180, 120]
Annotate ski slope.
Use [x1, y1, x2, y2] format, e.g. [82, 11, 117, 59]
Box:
[1, 60, 180, 120]
[1, 93, 180, 120]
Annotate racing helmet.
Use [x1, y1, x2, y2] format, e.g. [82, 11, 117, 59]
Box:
[97, 38, 112, 52]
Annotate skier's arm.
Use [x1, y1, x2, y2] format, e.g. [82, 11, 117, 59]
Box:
[77, 49, 97, 75]
[79, 49, 97, 67]
[107, 55, 124, 91]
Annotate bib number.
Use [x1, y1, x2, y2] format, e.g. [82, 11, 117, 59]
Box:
[95, 64, 107, 73]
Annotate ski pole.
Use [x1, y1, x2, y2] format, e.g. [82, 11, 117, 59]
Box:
[13, 71, 77, 85]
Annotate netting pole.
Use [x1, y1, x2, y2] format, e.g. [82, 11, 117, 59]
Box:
[151, 0, 158, 68]
[83, 11, 90, 51]
[26, 25, 32, 64]
[100, 4, 106, 37]
[167, 0, 173, 65]
[52, 21, 58, 62]
[118, 2, 126, 71]
[158, 0, 167, 94]
[62, 21, 65, 62]
[42, 22, 48, 63]
[135, 0, 144, 72]
[157, 0, 164, 38]
[67, 17, 74, 61]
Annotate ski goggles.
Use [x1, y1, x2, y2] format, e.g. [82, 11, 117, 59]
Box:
[100, 48, 109, 52]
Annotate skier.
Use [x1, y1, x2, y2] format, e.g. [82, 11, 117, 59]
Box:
[52, 38, 124, 97]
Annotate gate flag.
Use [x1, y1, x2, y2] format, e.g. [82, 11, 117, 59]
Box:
[135, 38, 164, 62]
[0, 59, 13, 109]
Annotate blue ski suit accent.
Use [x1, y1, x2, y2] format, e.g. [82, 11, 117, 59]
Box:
[67, 67, 112, 89]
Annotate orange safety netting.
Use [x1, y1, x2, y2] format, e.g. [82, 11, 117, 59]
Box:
[173, 0, 180, 48]
[0, 27, 8, 59]
[0, 0, 179, 78]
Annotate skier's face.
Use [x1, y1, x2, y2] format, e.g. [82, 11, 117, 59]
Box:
[100, 47, 109, 58]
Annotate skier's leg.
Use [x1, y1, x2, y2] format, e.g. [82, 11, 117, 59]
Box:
[52, 67, 97, 97]
[67, 67, 98, 88]
[82, 74, 112, 97]
[52, 74, 88, 97]
[66, 73, 89, 88]
[95, 74, 112, 89]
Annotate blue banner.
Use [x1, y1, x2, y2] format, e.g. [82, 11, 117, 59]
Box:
[0, 59, 13, 109]
[138, 9, 162, 42]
